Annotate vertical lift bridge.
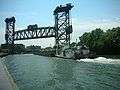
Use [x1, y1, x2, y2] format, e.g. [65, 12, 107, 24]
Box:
[5, 3, 73, 55]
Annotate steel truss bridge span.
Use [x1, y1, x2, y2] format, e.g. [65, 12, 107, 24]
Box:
[14, 26, 55, 40]
[5, 3, 73, 55]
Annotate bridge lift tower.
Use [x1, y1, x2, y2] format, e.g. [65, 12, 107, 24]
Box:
[4, 3, 73, 55]
[54, 3, 73, 55]
[5, 17, 15, 53]
[5, 17, 15, 45]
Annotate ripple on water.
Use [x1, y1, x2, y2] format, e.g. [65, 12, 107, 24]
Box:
[3, 54, 120, 90]
[77, 57, 120, 64]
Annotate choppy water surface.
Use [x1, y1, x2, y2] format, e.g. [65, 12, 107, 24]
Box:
[2, 54, 120, 90]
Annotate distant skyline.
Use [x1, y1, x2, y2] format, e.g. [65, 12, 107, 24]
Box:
[0, 0, 120, 48]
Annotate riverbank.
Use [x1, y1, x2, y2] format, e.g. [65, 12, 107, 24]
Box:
[0, 58, 19, 90]
[34, 52, 120, 59]
[0, 58, 14, 90]
[0, 53, 9, 58]
[96, 55, 120, 59]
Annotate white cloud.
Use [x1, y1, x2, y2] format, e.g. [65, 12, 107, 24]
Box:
[15, 38, 55, 48]
[0, 29, 55, 48]
[1, 16, 120, 47]
[71, 17, 120, 42]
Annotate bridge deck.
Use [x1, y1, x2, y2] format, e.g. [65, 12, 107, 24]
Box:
[14, 27, 55, 40]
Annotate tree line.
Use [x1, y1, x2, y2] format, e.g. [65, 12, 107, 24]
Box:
[72, 27, 120, 55]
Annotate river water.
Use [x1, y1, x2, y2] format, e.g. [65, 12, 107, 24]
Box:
[2, 54, 120, 90]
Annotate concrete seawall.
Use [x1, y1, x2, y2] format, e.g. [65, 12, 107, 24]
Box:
[0, 57, 19, 90]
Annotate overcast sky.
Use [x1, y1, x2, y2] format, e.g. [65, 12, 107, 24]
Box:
[0, 0, 120, 48]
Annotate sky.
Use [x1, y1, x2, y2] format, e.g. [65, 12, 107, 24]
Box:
[0, 0, 120, 48]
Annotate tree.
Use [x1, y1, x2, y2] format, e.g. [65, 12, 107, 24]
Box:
[70, 42, 76, 47]
[78, 27, 120, 55]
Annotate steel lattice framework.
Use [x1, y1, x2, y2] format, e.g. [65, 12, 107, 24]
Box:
[5, 17, 15, 53]
[4, 4, 73, 55]
[54, 3, 73, 55]
[14, 26, 55, 40]
[5, 17, 15, 44]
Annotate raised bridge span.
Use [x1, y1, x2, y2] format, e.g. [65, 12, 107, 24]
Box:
[5, 3, 73, 55]
[14, 26, 55, 40]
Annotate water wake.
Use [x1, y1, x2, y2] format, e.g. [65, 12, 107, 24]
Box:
[77, 57, 120, 64]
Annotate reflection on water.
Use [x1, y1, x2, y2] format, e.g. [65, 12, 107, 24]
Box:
[2, 54, 120, 90]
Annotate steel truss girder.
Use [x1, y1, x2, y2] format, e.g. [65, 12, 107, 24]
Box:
[4, 3, 73, 55]
[14, 27, 55, 40]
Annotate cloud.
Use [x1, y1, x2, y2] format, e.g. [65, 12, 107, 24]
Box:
[0, 28, 55, 48]
[15, 38, 55, 48]
[71, 17, 120, 42]
[0, 11, 55, 47]
[1, 16, 120, 47]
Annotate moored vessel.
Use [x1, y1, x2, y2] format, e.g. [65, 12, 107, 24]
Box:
[56, 44, 96, 60]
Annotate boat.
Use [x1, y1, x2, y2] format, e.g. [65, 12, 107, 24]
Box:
[56, 44, 96, 60]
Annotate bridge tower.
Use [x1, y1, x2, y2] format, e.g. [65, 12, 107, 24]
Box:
[5, 17, 15, 44]
[54, 3, 73, 55]
[5, 17, 15, 53]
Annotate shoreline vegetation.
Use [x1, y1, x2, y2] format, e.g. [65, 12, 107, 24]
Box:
[0, 27, 120, 58]
[78, 27, 120, 55]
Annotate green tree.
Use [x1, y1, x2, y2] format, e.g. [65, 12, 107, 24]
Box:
[79, 27, 120, 55]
